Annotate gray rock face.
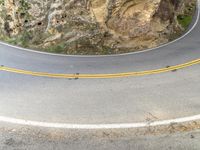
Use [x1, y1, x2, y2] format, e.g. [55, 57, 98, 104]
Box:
[0, 0, 196, 54]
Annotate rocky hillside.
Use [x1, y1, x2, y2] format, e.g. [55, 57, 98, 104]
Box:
[0, 0, 196, 55]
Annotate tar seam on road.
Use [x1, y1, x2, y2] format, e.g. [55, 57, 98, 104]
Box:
[0, 58, 200, 79]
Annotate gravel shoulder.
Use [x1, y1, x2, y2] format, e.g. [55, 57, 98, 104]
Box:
[0, 123, 200, 150]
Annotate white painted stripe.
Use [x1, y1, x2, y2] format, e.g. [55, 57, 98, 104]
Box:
[0, 1, 199, 58]
[0, 115, 200, 129]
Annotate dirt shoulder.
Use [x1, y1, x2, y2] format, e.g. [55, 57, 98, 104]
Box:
[0, 121, 200, 150]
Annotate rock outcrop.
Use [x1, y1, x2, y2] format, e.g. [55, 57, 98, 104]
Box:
[0, 0, 196, 54]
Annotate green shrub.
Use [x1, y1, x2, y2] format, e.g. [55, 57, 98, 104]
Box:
[177, 15, 192, 29]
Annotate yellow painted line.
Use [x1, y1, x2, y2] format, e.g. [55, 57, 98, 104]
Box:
[0, 58, 200, 79]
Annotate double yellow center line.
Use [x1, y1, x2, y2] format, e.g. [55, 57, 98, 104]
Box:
[0, 58, 200, 79]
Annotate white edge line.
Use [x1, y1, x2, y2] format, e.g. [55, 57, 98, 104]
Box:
[0, 1, 199, 58]
[0, 115, 200, 129]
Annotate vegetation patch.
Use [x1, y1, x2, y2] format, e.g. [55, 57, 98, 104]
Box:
[177, 1, 196, 29]
[177, 15, 193, 29]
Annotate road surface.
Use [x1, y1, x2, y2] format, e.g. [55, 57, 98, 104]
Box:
[0, 1, 200, 149]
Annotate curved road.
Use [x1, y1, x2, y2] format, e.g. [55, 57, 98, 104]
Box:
[0, 3, 200, 128]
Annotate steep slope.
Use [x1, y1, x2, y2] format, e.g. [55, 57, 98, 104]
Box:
[0, 0, 196, 55]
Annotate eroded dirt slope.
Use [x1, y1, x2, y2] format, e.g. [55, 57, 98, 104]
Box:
[0, 0, 196, 55]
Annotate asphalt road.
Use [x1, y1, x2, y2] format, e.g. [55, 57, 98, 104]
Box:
[0, 0, 200, 130]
